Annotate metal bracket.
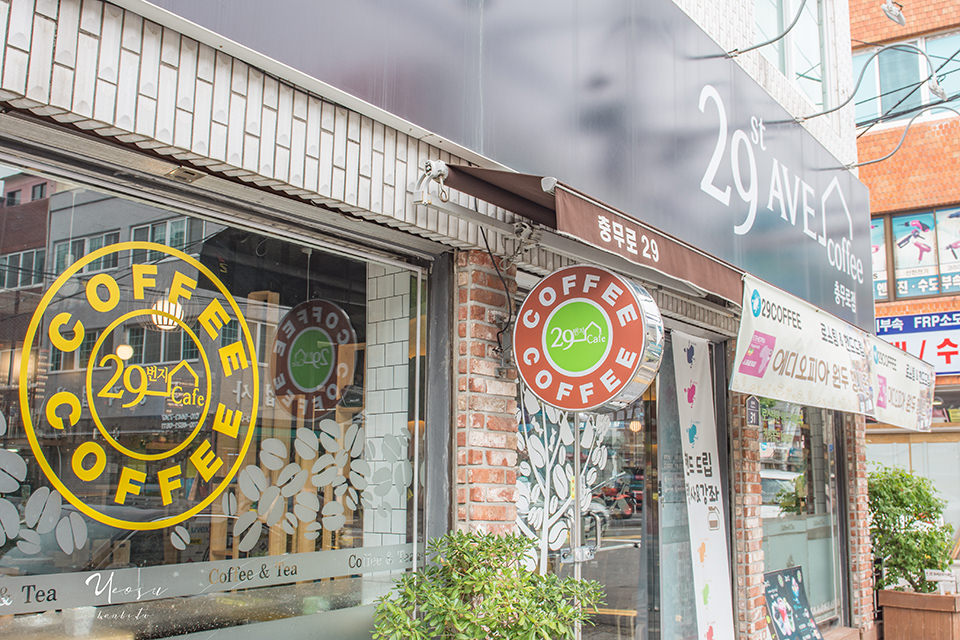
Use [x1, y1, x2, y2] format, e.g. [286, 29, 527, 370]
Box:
[559, 545, 597, 564]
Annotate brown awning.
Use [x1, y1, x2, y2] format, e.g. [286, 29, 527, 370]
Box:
[445, 165, 743, 303]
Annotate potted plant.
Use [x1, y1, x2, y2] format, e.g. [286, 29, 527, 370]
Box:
[869, 465, 957, 639]
[373, 531, 604, 640]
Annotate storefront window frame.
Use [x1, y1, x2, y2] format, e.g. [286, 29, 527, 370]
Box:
[756, 402, 852, 629]
[0, 156, 445, 637]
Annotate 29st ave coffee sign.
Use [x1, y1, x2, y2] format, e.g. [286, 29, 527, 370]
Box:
[514, 265, 664, 411]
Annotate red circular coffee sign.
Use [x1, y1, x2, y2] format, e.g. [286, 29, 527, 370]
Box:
[513, 265, 663, 411]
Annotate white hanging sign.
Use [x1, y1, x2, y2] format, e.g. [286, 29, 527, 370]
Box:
[731, 275, 934, 431]
[673, 332, 736, 640]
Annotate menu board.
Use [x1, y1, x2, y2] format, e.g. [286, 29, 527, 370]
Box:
[892, 212, 939, 297]
[763, 567, 824, 640]
[871, 219, 887, 299]
[936, 208, 960, 294]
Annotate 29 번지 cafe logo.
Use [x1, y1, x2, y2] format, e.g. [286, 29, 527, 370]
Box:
[20, 242, 259, 530]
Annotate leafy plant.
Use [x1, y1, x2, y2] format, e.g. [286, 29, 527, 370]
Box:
[868, 465, 954, 593]
[775, 472, 807, 515]
[373, 531, 604, 640]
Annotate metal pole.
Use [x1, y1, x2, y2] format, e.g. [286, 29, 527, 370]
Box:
[573, 411, 582, 640]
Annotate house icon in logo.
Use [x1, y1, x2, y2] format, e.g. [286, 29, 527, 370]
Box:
[584, 321, 602, 340]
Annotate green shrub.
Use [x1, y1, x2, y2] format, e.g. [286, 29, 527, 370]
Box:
[868, 465, 954, 593]
[372, 531, 604, 640]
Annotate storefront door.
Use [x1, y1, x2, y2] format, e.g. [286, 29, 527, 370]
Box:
[518, 336, 729, 640]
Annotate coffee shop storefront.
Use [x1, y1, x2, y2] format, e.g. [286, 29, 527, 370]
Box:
[0, 1, 936, 640]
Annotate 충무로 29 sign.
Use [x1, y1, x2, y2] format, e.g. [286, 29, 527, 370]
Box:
[513, 265, 663, 412]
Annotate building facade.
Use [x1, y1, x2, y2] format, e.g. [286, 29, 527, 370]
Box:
[850, 0, 960, 537]
[0, 1, 931, 640]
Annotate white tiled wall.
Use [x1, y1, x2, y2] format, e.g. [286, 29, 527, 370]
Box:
[363, 262, 411, 548]
[0, 0, 516, 252]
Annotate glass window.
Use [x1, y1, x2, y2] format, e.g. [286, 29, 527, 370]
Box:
[853, 52, 880, 123]
[754, 0, 825, 107]
[31, 182, 46, 200]
[892, 212, 939, 297]
[1, 164, 427, 639]
[0, 249, 44, 289]
[127, 326, 145, 364]
[6, 190, 20, 205]
[4, 252, 18, 289]
[911, 440, 960, 534]
[878, 44, 924, 115]
[17, 251, 33, 288]
[927, 33, 960, 100]
[760, 400, 844, 625]
[792, 0, 824, 108]
[53, 232, 121, 275]
[755, 0, 786, 71]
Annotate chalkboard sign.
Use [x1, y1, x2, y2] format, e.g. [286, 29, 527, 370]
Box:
[763, 567, 824, 640]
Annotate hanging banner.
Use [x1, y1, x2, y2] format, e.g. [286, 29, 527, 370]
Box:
[732, 275, 873, 416]
[867, 334, 934, 432]
[672, 332, 736, 640]
[732, 276, 934, 431]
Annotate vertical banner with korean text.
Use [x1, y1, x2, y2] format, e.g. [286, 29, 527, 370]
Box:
[673, 332, 735, 640]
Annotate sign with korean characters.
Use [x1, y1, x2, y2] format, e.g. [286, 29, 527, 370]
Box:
[672, 332, 736, 640]
[868, 335, 934, 432]
[732, 276, 934, 431]
[513, 265, 664, 411]
[877, 312, 960, 375]
[20, 241, 259, 530]
[732, 275, 874, 416]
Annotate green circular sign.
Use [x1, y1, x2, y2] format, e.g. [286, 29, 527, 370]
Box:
[544, 300, 610, 374]
[290, 327, 335, 390]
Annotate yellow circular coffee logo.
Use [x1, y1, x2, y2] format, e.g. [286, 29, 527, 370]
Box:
[19, 242, 259, 530]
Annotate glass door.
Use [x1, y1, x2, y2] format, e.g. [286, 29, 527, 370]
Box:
[578, 388, 657, 640]
[517, 386, 657, 640]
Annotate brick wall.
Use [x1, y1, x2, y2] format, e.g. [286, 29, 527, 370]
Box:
[728, 341, 767, 640]
[858, 118, 960, 214]
[844, 412, 877, 634]
[454, 249, 519, 533]
[851, 0, 960, 47]
[876, 295, 960, 317]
